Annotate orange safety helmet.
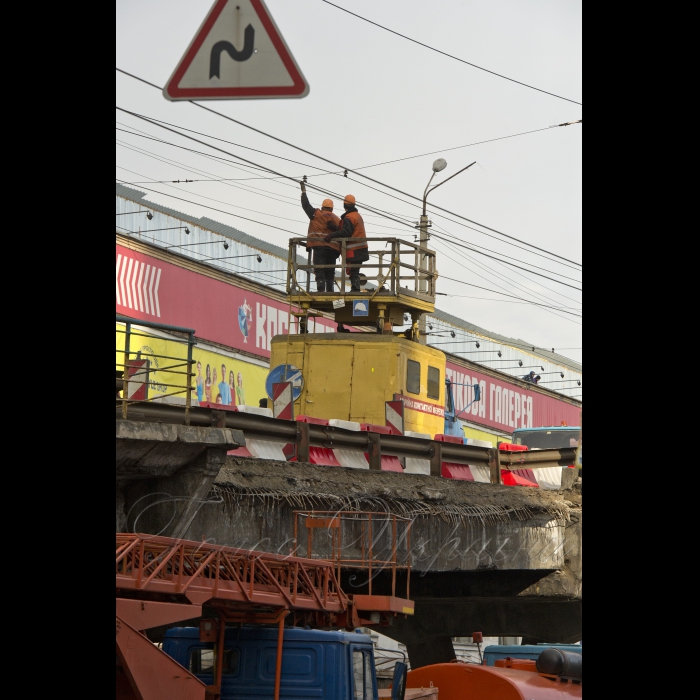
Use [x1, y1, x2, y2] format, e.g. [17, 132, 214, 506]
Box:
[321, 198, 334, 209]
[344, 194, 356, 205]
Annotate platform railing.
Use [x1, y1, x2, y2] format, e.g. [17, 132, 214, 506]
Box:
[286, 237, 437, 299]
[292, 511, 412, 599]
[116, 315, 196, 423]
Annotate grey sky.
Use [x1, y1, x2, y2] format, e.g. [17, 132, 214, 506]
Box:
[116, 0, 582, 363]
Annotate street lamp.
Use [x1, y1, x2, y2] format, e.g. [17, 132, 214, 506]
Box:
[417, 159, 476, 343]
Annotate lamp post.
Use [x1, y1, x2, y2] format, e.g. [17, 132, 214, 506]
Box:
[417, 159, 476, 343]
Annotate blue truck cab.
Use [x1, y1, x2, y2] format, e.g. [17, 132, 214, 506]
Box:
[162, 625, 378, 699]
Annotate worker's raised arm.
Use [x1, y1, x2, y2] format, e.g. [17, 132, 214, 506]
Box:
[299, 181, 316, 220]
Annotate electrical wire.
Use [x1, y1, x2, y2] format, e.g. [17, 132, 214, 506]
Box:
[439, 281, 581, 325]
[431, 222, 583, 305]
[320, 1, 582, 106]
[117, 164, 323, 227]
[116, 131, 313, 208]
[115, 106, 429, 231]
[116, 130, 419, 235]
[115, 180, 581, 321]
[115, 178, 299, 236]
[433, 234, 582, 312]
[119, 112, 342, 177]
[350, 123, 582, 172]
[115, 68, 582, 267]
[116, 108, 581, 292]
[430, 239, 582, 322]
[116, 108, 582, 279]
[430, 231, 581, 289]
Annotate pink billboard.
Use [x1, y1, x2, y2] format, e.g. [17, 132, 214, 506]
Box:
[116, 244, 337, 358]
[446, 361, 580, 431]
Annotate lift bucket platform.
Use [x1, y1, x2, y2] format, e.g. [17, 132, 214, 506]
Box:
[286, 237, 437, 335]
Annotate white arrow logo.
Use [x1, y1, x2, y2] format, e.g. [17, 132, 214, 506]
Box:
[116, 255, 162, 317]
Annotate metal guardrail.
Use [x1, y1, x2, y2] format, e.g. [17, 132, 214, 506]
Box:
[117, 401, 577, 485]
[116, 315, 196, 424]
[287, 237, 437, 298]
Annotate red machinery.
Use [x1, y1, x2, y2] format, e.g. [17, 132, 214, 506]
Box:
[407, 659, 582, 699]
[116, 533, 414, 700]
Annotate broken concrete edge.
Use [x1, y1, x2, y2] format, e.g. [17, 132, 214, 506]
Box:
[117, 419, 245, 450]
[211, 457, 579, 525]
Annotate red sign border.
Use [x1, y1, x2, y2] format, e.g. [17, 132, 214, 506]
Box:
[164, 0, 308, 99]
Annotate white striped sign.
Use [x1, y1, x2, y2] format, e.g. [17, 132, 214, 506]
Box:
[385, 400, 404, 435]
[116, 253, 162, 318]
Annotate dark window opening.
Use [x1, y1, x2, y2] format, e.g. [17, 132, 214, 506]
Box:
[427, 366, 440, 399]
[407, 360, 421, 395]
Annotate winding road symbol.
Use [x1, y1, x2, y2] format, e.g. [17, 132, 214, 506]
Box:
[210, 25, 255, 78]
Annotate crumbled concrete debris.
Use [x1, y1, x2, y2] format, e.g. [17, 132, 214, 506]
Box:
[214, 457, 579, 524]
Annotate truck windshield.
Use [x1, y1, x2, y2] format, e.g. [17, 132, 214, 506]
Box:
[513, 428, 580, 450]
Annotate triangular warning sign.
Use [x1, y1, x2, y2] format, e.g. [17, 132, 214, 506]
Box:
[163, 0, 309, 101]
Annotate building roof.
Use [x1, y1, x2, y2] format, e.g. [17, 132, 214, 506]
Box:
[429, 307, 582, 373]
[115, 184, 291, 260]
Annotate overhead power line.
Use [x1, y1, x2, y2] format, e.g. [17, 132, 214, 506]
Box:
[113, 176, 580, 320]
[116, 108, 580, 292]
[115, 107, 414, 231]
[351, 122, 582, 171]
[430, 232, 581, 290]
[430, 238, 581, 326]
[438, 274, 581, 322]
[115, 177, 299, 236]
[115, 68, 582, 268]
[320, 1, 582, 106]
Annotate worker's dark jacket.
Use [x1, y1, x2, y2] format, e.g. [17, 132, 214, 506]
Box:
[301, 193, 340, 252]
[327, 206, 369, 262]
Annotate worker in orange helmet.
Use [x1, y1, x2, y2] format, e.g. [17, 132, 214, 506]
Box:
[323, 194, 369, 292]
[300, 181, 341, 292]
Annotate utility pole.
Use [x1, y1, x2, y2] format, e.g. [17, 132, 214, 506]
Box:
[417, 159, 476, 344]
[417, 211, 431, 344]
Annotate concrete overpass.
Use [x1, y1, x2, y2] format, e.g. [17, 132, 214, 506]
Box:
[116, 418, 581, 668]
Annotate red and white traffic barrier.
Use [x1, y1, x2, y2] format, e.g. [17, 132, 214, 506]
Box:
[403, 431, 431, 475]
[235, 405, 288, 460]
[293, 416, 341, 466]
[360, 424, 403, 472]
[464, 438, 492, 483]
[499, 443, 539, 488]
[434, 434, 474, 480]
[499, 443, 566, 491]
[328, 419, 369, 469]
[200, 402, 287, 461]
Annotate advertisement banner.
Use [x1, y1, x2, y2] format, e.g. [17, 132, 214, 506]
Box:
[116, 244, 338, 358]
[446, 361, 580, 432]
[116, 324, 268, 408]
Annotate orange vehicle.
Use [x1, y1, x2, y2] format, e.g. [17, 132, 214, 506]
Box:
[406, 648, 582, 700]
